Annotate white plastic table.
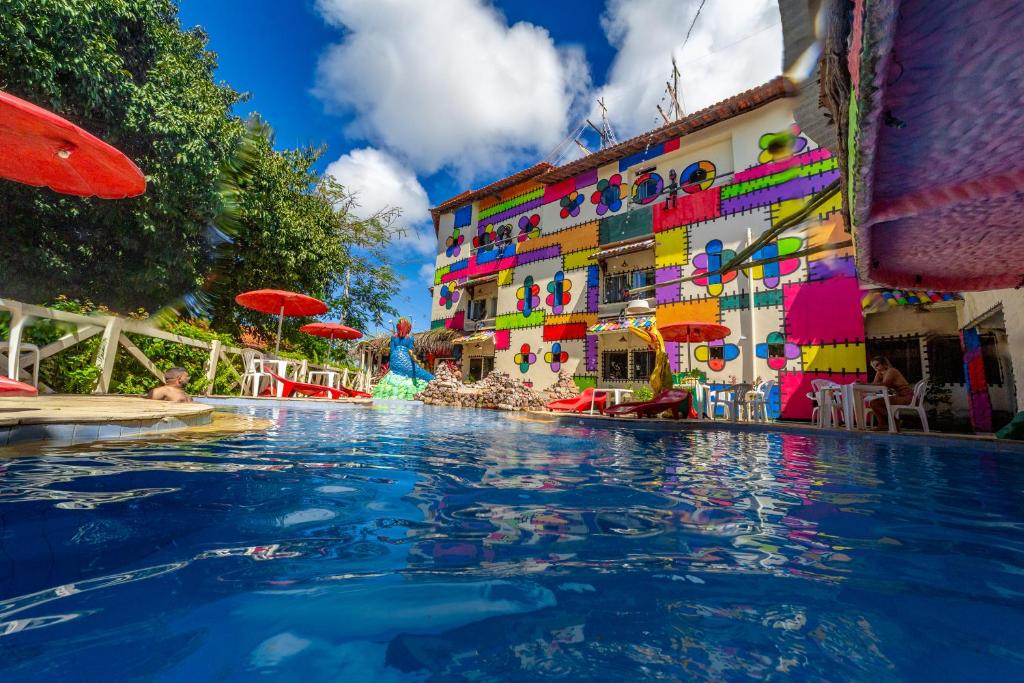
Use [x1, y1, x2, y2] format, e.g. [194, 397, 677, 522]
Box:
[840, 383, 887, 430]
[590, 388, 633, 414]
[263, 359, 298, 397]
[815, 385, 842, 428]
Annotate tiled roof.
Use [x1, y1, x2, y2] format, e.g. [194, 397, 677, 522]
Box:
[430, 76, 796, 234]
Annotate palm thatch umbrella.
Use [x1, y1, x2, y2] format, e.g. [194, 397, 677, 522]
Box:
[355, 327, 459, 371]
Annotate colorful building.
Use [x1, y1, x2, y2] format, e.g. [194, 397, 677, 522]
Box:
[428, 78, 871, 421]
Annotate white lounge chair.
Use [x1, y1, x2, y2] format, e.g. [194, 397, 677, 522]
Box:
[866, 380, 929, 433]
[0, 341, 40, 388]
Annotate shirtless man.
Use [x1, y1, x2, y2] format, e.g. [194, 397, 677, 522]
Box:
[145, 367, 193, 403]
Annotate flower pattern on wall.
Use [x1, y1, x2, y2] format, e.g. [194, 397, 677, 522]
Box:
[756, 331, 801, 370]
[445, 227, 465, 258]
[438, 283, 459, 310]
[545, 342, 569, 372]
[694, 339, 740, 371]
[545, 271, 572, 314]
[515, 343, 537, 373]
[517, 214, 541, 242]
[679, 160, 717, 193]
[473, 223, 496, 249]
[750, 237, 803, 288]
[591, 174, 626, 215]
[559, 191, 584, 219]
[693, 239, 738, 297]
[757, 124, 808, 164]
[516, 276, 541, 317]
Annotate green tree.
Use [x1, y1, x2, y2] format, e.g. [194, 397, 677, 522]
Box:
[0, 0, 243, 310]
[205, 119, 399, 354]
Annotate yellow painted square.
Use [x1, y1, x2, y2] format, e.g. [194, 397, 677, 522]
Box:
[655, 227, 688, 268]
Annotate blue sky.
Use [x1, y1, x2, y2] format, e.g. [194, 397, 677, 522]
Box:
[178, 0, 782, 334]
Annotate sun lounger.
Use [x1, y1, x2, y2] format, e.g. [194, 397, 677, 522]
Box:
[546, 387, 607, 413]
[601, 388, 693, 419]
[0, 376, 38, 397]
[266, 371, 350, 400]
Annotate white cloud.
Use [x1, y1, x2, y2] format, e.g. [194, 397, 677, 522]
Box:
[418, 262, 437, 285]
[314, 0, 590, 178]
[598, 0, 783, 138]
[324, 147, 435, 257]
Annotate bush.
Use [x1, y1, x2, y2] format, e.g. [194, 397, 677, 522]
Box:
[0, 297, 327, 395]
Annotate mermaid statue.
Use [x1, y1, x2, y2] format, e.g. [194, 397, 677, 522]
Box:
[371, 317, 433, 399]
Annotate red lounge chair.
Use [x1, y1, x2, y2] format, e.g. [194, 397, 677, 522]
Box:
[266, 371, 349, 400]
[0, 376, 38, 397]
[602, 389, 694, 419]
[546, 387, 607, 413]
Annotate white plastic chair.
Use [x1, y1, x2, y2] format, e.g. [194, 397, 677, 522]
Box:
[809, 379, 843, 426]
[239, 348, 271, 397]
[706, 386, 731, 420]
[869, 380, 929, 433]
[0, 341, 41, 388]
[748, 380, 776, 422]
[307, 369, 339, 389]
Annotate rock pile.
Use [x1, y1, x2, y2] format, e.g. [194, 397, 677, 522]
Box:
[416, 366, 546, 411]
[544, 370, 580, 401]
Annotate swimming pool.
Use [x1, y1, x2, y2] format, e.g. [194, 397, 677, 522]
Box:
[1, 402, 1023, 681]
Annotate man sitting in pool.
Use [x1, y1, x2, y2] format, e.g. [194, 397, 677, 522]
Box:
[145, 367, 193, 403]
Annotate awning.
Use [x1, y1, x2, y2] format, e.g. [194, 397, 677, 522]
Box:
[587, 315, 655, 334]
[591, 238, 655, 261]
[861, 289, 962, 313]
[453, 330, 495, 344]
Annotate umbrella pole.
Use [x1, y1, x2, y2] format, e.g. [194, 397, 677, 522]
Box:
[275, 305, 284, 356]
[687, 338, 692, 374]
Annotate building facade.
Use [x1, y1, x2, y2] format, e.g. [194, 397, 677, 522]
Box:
[428, 80, 872, 421]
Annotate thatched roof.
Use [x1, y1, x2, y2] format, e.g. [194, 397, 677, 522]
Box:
[355, 327, 459, 358]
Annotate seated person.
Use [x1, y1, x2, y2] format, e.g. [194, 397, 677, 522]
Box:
[145, 367, 193, 403]
[868, 356, 913, 430]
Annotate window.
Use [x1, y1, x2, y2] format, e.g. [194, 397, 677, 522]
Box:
[632, 350, 655, 379]
[602, 351, 629, 381]
[866, 337, 923, 384]
[467, 356, 493, 382]
[767, 342, 786, 360]
[468, 299, 488, 321]
[708, 345, 725, 362]
[928, 334, 1003, 386]
[489, 297, 498, 318]
[604, 269, 656, 304]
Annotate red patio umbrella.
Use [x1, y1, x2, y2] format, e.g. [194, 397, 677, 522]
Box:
[300, 322, 362, 364]
[235, 289, 328, 355]
[0, 90, 145, 198]
[658, 321, 731, 373]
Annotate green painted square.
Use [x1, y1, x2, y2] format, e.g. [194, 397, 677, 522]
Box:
[434, 265, 450, 286]
[753, 289, 783, 308]
[431, 319, 447, 329]
[495, 310, 545, 330]
[573, 375, 597, 390]
[720, 294, 749, 311]
[599, 206, 653, 244]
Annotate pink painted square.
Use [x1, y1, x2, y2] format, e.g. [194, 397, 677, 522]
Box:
[783, 277, 865, 345]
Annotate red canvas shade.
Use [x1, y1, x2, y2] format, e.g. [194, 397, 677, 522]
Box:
[299, 322, 362, 341]
[235, 289, 328, 355]
[658, 321, 731, 373]
[0, 90, 145, 199]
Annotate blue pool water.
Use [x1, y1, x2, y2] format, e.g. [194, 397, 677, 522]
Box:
[1, 403, 1023, 681]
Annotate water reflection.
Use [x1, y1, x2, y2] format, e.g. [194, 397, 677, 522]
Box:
[0, 403, 1023, 680]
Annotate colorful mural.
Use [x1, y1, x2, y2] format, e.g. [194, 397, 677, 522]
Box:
[430, 98, 864, 419]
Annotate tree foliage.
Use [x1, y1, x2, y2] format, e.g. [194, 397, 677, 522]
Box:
[0, 0, 243, 310]
[0, 0, 403, 350]
[203, 119, 399, 355]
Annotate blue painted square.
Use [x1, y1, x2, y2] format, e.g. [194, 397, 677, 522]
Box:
[453, 205, 472, 228]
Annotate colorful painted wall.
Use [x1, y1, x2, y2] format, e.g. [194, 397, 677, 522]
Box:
[431, 99, 866, 419]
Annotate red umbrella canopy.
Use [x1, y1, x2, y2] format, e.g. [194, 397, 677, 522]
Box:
[300, 322, 362, 341]
[658, 321, 731, 343]
[235, 290, 328, 317]
[0, 90, 146, 199]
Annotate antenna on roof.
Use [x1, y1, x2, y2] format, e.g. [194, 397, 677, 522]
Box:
[586, 98, 617, 150]
[664, 57, 685, 121]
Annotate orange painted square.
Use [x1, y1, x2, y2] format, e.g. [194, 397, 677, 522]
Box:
[656, 298, 721, 325]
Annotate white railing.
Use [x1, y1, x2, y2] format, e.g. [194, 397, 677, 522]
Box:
[0, 298, 361, 395]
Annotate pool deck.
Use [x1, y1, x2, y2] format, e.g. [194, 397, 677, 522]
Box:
[0, 395, 216, 448]
[198, 395, 373, 409]
[527, 410, 1024, 453]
